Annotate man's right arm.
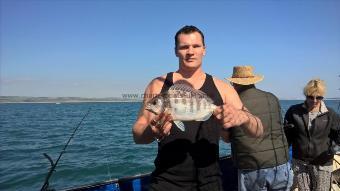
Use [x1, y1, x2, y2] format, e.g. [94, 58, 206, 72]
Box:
[132, 77, 173, 144]
[132, 79, 159, 144]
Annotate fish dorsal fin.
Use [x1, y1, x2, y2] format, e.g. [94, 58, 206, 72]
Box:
[169, 83, 195, 92]
[168, 83, 214, 104]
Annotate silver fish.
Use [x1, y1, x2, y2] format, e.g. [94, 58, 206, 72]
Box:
[145, 83, 217, 131]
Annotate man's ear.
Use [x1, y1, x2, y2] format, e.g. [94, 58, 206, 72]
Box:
[175, 48, 179, 57]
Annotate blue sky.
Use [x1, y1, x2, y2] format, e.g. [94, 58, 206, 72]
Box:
[1, 0, 339, 99]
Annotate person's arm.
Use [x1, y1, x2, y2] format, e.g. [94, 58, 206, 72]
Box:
[329, 109, 340, 145]
[213, 78, 263, 138]
[132, 77, 173, 144]
[283, 107, 294, 147]
[239, 106, 263, 137]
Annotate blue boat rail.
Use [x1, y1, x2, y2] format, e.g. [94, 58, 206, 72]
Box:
[60, 154, 340, 191]
[61, 155, 238, 191]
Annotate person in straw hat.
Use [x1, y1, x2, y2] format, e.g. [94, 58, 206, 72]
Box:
[224, 65, 293, 191]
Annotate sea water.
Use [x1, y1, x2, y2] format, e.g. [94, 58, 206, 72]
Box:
[0, 100, 339, 190]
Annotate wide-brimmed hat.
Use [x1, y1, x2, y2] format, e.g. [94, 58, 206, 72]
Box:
[226, 66, 264, 85]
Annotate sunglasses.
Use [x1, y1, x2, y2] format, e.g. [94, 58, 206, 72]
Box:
[307, 95, 324, 100]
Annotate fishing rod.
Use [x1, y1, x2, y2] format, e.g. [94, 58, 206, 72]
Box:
[338, 75, 340, 111]
[40, 107, 91, 191]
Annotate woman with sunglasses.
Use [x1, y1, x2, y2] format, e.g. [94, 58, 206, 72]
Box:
[284, 79, 340, 191]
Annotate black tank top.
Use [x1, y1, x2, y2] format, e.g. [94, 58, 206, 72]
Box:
[150, 72, 224, 191]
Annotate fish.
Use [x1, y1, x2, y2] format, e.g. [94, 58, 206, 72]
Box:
[145, 83, 217, 131]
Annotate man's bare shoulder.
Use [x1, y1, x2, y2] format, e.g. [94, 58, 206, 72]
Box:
[212, 76, 242, 108]
[139, 74, 168, 111]
[145, 74, 167, 94]
[212, 76, 234, 93]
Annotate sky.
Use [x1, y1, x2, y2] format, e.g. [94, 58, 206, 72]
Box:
[1, 0, 339, 99]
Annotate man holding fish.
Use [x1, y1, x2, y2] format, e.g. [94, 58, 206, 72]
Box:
[132, 25, 263, 191]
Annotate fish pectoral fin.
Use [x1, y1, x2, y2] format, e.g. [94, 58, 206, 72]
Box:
[174, 121, 185, 131]
[196, 112, 213, 121]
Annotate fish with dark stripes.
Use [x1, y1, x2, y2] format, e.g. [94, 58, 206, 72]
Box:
[145, 83, 217, 131]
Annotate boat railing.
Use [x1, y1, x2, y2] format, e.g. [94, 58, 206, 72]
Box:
[332, 154, 340, 191]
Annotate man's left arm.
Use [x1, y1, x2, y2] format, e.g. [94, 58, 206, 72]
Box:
[239, 106, 263, 137]
[213, 78, 263, 138]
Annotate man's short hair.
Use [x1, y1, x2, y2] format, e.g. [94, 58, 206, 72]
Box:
[175, 25, 205, 49]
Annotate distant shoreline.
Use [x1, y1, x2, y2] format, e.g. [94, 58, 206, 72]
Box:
[0, 96, 142, 103]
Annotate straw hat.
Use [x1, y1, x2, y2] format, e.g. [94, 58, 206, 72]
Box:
[226, 66, 264, 85]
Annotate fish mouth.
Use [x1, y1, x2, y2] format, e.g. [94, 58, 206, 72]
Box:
[145, 104, 151, 110]
[147, 110, 158, 115]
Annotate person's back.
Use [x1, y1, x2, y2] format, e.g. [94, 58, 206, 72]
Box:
[230, 86, 289, 169]
[225, 66, 293, 191]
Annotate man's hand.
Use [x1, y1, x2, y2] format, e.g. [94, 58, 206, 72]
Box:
[149, 112, 173, 141]
[213, 103, 250, 129]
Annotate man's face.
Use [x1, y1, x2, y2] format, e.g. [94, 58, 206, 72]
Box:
[175, 32, 206, 69]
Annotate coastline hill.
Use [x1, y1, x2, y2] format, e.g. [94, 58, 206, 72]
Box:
[0, 96, 142, 103]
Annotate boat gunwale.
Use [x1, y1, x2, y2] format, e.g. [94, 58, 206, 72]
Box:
[61, 155, 232, 191]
